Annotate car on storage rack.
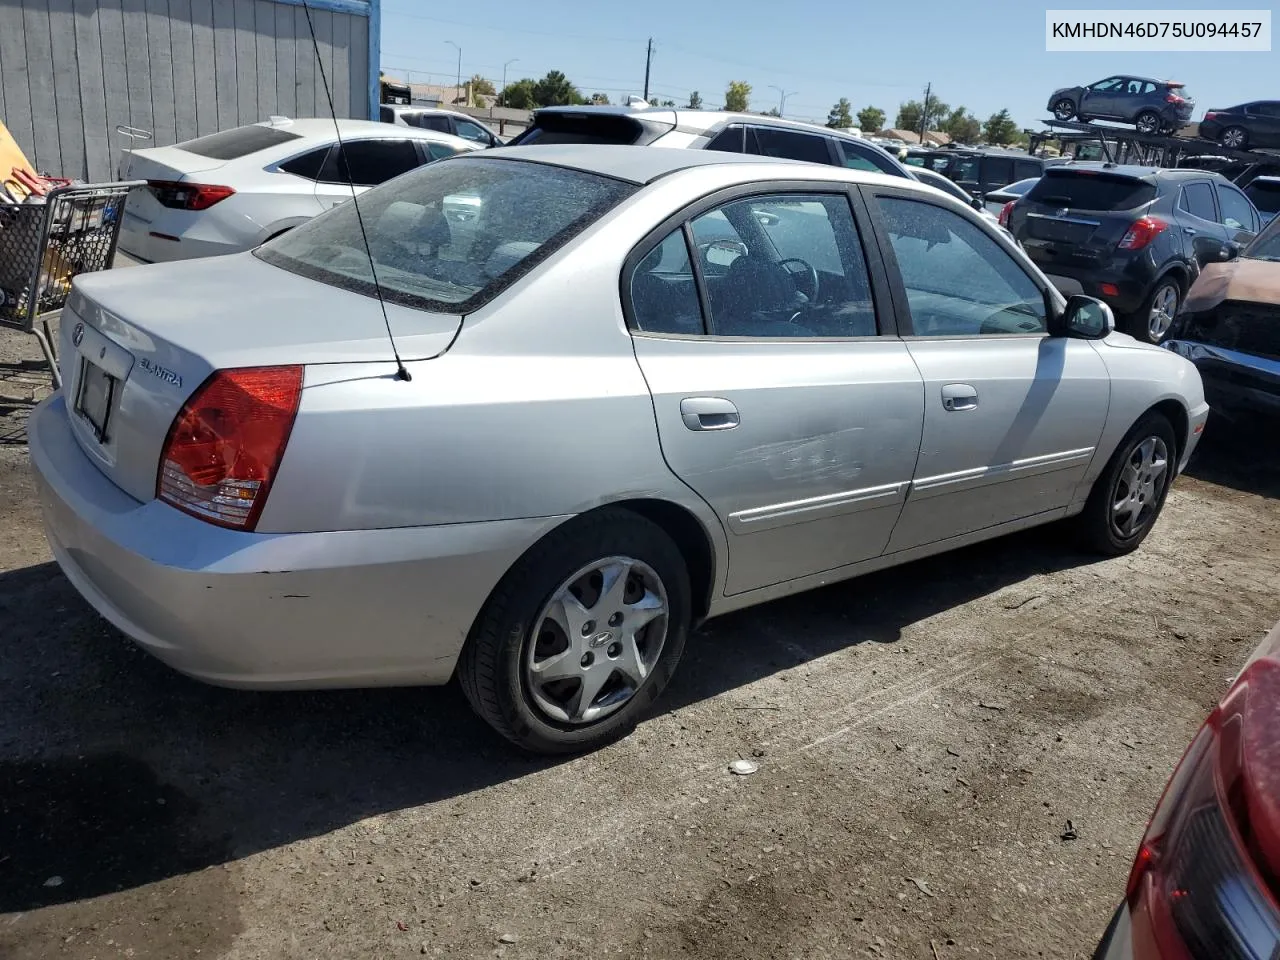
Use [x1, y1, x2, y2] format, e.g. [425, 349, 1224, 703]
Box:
[117, 117, 481, 263]
[1244, 176, 1280, 227]
[29, 145, 1208, 754]
[904, 147, 1056, 199]
[506, 105, 915, 179]
[1198, 100, 1280, 151]
[1047, 76, 1195, 135]
[1006, 164, 1261, 343]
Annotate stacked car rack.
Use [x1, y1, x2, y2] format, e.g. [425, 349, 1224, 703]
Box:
[1028, 118, 1280, 169]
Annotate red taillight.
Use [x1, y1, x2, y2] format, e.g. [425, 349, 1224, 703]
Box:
[999, 200, 1015, 227]
[1167, 94, 1186, 105]
[147, 179, 236, 211]
[1118, 216, 1169, 251]
[1124, 657, 1280, 958]
[157, 366, 303, 531]
[1203, 111, 1219, 122]
[1100, 282, 1119, 297]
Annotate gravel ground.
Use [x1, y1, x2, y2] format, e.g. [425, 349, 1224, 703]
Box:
[1, 321, 1278, 960]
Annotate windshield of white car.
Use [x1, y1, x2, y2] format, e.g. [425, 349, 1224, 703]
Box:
[255, 157, 636, 313]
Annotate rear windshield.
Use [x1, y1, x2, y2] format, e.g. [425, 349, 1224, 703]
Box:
[510, 113, 645, 146]
[176, 125, 302, 160]
[255, 156, 636, 313]
[1245, 180, 1280, 215]
[1026, 170, 1156, 211]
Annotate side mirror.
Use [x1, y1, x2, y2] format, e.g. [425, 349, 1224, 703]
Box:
[1217, 241, 1243, 262]
[1051, 295, 1115, 339]
[971, 196, 985, 211]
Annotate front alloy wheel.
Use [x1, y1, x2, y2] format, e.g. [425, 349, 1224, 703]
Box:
[1053, 99, 1077, 121]
[1111, 437, 1170, 541]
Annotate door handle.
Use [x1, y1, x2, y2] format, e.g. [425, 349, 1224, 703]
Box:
[679, 397, 740, 431]
[941, 383, 979, 412]
[1184, 227, 1197, 235]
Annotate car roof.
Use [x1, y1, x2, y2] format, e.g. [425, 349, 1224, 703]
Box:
[1046, 163, 1222, 181]
[251, 117, 473, 144]
[529, 104, 871, 144]
[464, 143, 911, 187]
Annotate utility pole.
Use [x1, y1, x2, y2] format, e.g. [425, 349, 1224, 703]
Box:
[445, 40, 462, 105]
[769, 85, 797, 117]
[502, 58, 518, 103]
[643, 38, 653, 102]
[919, 81, 931, 143]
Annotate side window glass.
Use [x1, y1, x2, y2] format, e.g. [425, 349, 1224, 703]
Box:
[689, 194, 877, 338]
[749, 127, 833, 166]
[455, 120, 491, 144]
[1142, 82, 1158, 94]
[983, 158, 1014, 188]
[426, 141, 462, 161]
[379, 106, 394, 123]
[1180, 182, 1217, 221]
[878, 196, 1048, 336]
[1014, 160, 1041, 181]
[1217, 185, 1257, 231]
[324, 140, 423, 186]
[417, 116, 452, 133]
[704, 125, 746, 153]
[279, 147, 330, 181]
[629, 230, 705, 335]
[836, 140, 899, 176]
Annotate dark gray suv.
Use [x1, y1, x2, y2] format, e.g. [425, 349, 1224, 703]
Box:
[1047, 76, 1195, 135]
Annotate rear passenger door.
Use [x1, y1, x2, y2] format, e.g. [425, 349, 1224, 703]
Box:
[312, 138, 428, 209]
[1176, 180, 1232, 259]
[862, 186, 1110, 551]
[626, 184, 925, 596]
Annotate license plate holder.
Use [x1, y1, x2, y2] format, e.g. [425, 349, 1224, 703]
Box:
[75, 357, 117, 443]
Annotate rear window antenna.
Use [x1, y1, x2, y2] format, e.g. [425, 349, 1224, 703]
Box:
[300, 0, 410, 381]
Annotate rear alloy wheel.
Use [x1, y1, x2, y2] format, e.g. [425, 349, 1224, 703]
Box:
[1132, 278, 1181, 344]
[1053, 99, 1077, 121]
[1135, 111, 1162, 135]
[1076, 413, 1177, 555]
[1221, 126, 1249, 150]
[457, 509, 691, 754]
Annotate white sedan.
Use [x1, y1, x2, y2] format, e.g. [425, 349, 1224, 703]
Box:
[32, 146, 1208, 754]
[116, 117, 480, 263]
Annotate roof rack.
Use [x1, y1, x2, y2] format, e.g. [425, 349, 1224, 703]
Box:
[1029, 118, 1280, 168]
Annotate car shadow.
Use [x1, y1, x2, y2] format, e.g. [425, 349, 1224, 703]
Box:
[0, 519, 1103, 914]
[1182, 410, 1280, 499]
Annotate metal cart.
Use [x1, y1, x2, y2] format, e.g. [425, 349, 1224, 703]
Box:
[0, 181, 144, 390]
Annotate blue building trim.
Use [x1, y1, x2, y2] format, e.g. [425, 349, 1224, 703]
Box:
[368, 0, 380, 121]
[270, 0, 379, 119]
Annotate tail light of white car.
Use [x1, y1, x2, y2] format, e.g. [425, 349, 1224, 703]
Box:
[999, 200, 1015, 228]
[1118, 216, 1170, 251]
[1122, 629, 1280, 958]
[157, 366, 303, 531]
[147, 180, 236, 211]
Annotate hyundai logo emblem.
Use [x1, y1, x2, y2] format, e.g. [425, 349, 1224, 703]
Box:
[587, 631, 614, 649]
[71, 322, 84, 347]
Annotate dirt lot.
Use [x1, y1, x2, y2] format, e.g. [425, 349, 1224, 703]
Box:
[2, 323, 1278, 960]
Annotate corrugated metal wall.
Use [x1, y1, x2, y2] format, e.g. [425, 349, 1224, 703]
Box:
[0, 0, 371, 182]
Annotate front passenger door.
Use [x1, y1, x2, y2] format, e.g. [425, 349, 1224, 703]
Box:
[864, 190, 1111, 552]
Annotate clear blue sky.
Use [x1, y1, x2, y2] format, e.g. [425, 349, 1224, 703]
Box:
[378, 0, 1276, 129]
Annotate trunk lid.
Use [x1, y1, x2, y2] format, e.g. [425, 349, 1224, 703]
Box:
[59, 253, 461, 504]
[1013, 168, 1158, 268]
[117, 146, 237, 230]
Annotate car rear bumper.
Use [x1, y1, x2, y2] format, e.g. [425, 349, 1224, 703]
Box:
[28, 393, 564, 689]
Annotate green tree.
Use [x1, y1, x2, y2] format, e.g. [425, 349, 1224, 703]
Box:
[498, 78, 538, 109]
[856, 106, 886, 133]
[533, 70, 584, 107]
[826, 97, 854, 129]
[724, 80, 751, 112]
[687, 90, 703, 109]
[983, 108, 1021, 145]
[590, 92, 610, 105]
[470, 74, 496, 97]
[941, 106, 982, 144]
[896, 96, 949, 134]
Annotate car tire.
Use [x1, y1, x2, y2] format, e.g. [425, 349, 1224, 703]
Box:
[1053, 99, 1077, 121]
[1075, 412, 1178, 556]
[1128, 276, 1182, 344]
[457, 508, 692, 755]
[1220, 126, 1249, 150]
[1135, 111, 1161, 136]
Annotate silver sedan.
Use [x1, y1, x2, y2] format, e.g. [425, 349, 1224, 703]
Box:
[29, 145, 1209, 753]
